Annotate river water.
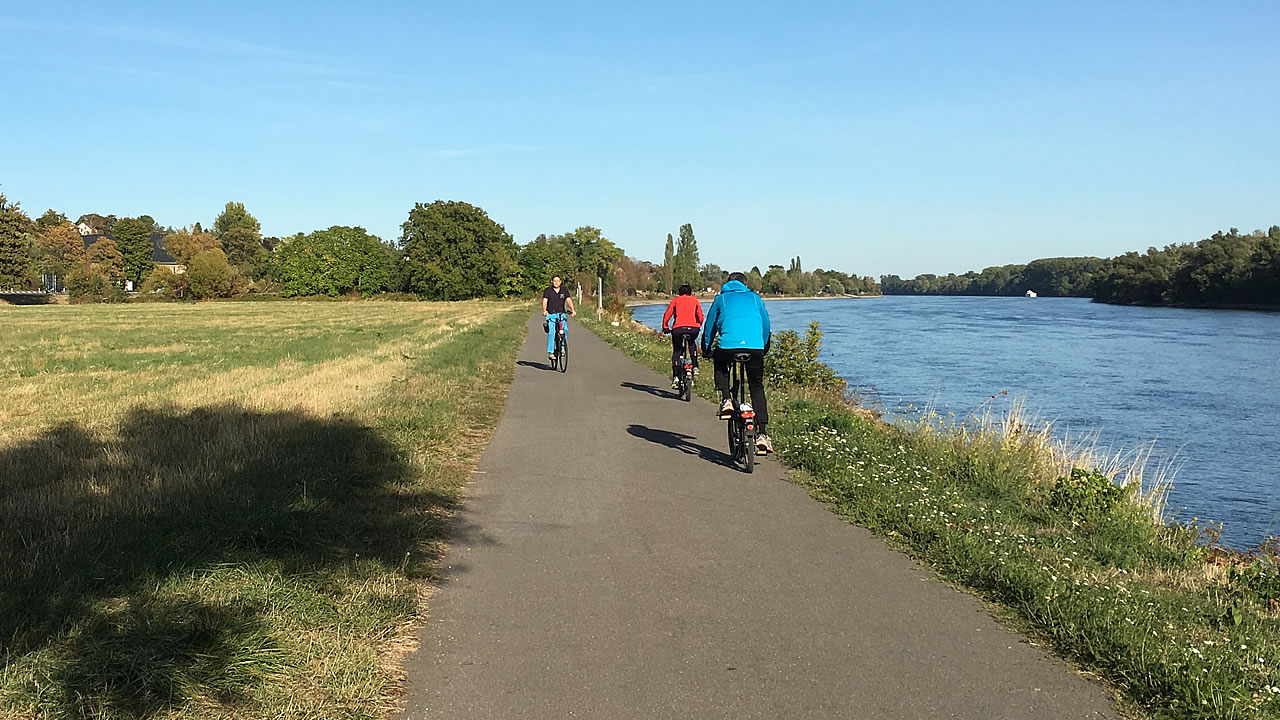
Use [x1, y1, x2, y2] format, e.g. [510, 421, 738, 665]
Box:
[632, 296, 1280, 547]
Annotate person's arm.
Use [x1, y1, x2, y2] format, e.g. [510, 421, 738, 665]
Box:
[566, 297, 575, 315]
[662, 300, 676, 331]
[701, 296, 722, 354]
[758, 295, 771, 351]
[695, 299, 705, 326]
[542, 294, 549, 316]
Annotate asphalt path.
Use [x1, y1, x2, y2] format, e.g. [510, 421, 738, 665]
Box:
[397, 314, 1116, 719]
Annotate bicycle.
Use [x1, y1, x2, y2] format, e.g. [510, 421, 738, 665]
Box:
[549, 312, 569, 373]
[665, 330, 697, 402]
[726, 352, 758, 473]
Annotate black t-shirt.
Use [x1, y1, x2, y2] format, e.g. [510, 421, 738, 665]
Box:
[544, 286, 570, 314]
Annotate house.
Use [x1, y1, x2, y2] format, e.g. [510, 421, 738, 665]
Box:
[76, 222, 95, 236]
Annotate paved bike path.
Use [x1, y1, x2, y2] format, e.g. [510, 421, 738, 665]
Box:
[397, 314, 1116, 719]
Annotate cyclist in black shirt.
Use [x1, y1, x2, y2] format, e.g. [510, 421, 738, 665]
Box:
[542, 276, 575, 362]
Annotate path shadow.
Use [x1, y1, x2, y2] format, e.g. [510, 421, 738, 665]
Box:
[626, 424, 732, 467]
[516, 360, 553, 371]
[620, 381, 677, 399]
[0, 404, 472, 717]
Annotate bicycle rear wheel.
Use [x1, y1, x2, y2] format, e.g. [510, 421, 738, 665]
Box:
[557, 333, 568, 373]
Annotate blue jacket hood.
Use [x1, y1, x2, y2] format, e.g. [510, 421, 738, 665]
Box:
[701, 280, 771, 352]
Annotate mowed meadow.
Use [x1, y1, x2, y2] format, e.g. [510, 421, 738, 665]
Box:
[0, 301, 529, 719]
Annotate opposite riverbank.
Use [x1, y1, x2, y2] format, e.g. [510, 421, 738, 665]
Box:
[579, 312, 1280, 720]
[627, 293, 881, 307]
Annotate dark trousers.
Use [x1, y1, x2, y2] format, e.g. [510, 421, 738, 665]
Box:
[713, 348, 768, 428]
[670, 328, 700, 377]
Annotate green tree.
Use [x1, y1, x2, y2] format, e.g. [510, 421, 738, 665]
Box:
[187, 248, 234, 299]
[761, 266, 788, 295]
[213, 201, 265, 270]
[35, 209, 68, 231]
[112, 217, 155, 287]
[662, 233, 675, 294]
[0, 193, 36, 289]
[518, 234, 577, 294]
[699, 263, 725, 290]
[163, 228, 221, 266]
[563, 225, 622, 292]
[276, 226, 393, 297]
[400, 200, 519, 300]
[674, 223, 700, 290]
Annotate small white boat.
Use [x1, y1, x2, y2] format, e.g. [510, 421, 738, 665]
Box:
[1025, 290, 1038, 298]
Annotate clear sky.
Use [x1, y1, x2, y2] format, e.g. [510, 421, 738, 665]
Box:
[2, 1, 1277, 278]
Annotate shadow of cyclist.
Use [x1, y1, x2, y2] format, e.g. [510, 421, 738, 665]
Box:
[625, 424, 732, 467]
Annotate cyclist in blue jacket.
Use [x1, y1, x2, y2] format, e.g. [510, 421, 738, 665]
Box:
[701, 272, 774, 454]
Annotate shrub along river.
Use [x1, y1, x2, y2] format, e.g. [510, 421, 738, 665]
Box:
[632, 296, 1280, 548]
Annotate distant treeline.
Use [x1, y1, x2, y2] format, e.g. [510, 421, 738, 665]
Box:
[880, 226, 1280, 307]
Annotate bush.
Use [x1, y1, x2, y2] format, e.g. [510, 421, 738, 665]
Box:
[138, 267, 174, 298]
[1047, 468, 1130, 521]
[764, 321, 846, 393]
[65, 267, 126, 303]
[187, 249, 234, 299]
[602, 294, 631, 319]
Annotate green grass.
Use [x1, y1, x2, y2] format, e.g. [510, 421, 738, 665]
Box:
[580, 313, 1280, 720]
[0, 300, 530, 719]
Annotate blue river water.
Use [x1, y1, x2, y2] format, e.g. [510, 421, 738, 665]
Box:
[632, 296, 1280, 547]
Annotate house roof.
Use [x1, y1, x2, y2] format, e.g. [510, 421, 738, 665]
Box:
[82, 233, 179, 265]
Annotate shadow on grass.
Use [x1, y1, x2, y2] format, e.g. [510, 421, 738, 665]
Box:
[0, 405, 460, 717]
[626, 424, 732, 467]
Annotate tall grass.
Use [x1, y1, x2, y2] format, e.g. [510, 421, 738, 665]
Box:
[0, 301, 529, 719]
[580, 313, 1280, 720]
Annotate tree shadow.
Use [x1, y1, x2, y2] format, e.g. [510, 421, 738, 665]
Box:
[620, 381, 677, 399]
[0, 404, 470, 716]
[626, 424, 732, 467]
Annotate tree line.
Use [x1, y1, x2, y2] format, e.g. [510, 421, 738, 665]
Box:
[880, 225, 1280, 307]
[1, 188, 880, 303]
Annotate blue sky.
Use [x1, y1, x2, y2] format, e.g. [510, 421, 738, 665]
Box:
[2, 1, 1277, 277]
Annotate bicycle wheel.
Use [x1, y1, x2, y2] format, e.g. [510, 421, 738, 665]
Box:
[557, 333, 568, 373]
[681, 373, 692, 402]
[742, 424, 755, 473]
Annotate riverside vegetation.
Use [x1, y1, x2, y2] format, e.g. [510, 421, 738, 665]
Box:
[580, 313, 1280, 720]
[0, 301, 528, 719]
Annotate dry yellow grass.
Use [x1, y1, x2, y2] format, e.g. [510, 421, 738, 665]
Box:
[0, 299, 530, 719]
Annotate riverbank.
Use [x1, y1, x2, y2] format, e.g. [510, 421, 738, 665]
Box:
[580, 313, 1280, 720]
[1092, 299, 1280, 312]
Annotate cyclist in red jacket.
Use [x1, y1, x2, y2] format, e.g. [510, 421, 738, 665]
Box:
[662, 284, 705, 390]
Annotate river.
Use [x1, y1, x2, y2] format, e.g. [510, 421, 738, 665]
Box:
[632, 296, 1280, 547]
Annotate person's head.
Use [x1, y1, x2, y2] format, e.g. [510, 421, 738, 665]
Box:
[727, 272, 748, 284]
[551, 275, 562, 289]
[678, 284, 692, 296]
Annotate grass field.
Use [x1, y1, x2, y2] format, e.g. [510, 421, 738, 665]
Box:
[0, 301, 529, 719]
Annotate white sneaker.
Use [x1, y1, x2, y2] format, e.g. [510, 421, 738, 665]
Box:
[671, 378, 681, 390]
[718, 399, 734, 419]
[756, 433, 774, 454]
[739, 402, 753, 413]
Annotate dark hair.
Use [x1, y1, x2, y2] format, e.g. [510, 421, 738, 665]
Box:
[678, 284, 692, 296]
[727, 272, 748, 283]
